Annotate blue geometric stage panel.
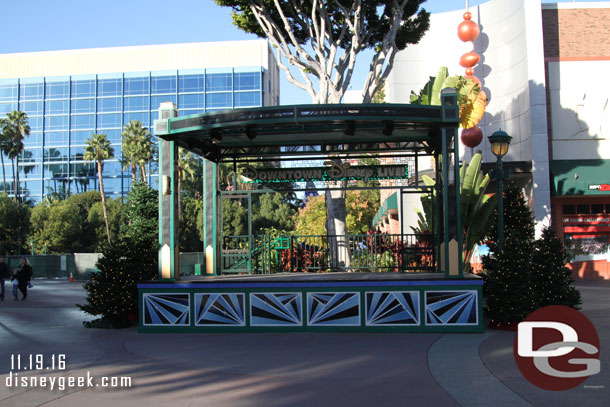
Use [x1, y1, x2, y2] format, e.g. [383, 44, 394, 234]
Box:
[307, 292, 360, 326]
[195, 293, 245, 326]
[425, 291, 478, 325]
[250, 293, 302, 326]
[143, 293, 190, 326]
[365, 291, 420, 326]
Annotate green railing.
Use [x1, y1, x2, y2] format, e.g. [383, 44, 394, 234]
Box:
[221, 233, 435, 274]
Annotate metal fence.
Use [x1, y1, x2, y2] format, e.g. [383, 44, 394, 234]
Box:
[221, 233, 435, 274]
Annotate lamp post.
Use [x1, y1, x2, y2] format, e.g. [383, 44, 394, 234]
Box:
[488, 130, 512, 252]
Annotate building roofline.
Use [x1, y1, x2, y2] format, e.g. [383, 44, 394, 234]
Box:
[0, 39, 269, 58]
[542, 2, 610, 10]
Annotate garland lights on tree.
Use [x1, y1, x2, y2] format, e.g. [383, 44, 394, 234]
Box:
[483, 184, 581, 327]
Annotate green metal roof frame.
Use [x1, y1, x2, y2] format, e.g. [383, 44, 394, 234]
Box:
[155, 101, 459, 162]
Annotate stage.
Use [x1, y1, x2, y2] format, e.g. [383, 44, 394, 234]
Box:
[138, 272, 484, 333]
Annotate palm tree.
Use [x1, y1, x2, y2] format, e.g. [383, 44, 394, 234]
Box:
[0, 118, 10, 193]
[4, 111, 30, 201]
[120, 120, 153, 185]
[177, 148, 199, 219]
[84, 133, 114, 247]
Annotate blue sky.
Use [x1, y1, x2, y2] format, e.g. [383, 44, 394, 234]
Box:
[0, 0, 604, 104]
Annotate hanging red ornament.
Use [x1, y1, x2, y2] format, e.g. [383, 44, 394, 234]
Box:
[460, 51, 480, 68]
[461, 126, 483, 148]
[465, 67, 475, 76]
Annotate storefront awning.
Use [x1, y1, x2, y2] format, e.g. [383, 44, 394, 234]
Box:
[372, 192, 398, 226]
[551, 159, 610, 196]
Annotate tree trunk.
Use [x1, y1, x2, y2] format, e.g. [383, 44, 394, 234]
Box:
[325, 187, 350, 270]
[10, 158, 15, 200]
[0, 153, 6, 193]
[131, 164, 137, 184]
[98, 160, 111, 247]
[15, 155, 20, 201]
[140, 165, 147, 185]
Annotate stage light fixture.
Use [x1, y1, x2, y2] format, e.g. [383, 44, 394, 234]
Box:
[382, 120, 394, 136]
[345, 120, 356, 136]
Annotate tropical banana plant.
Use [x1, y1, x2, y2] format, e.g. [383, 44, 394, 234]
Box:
[410, 66, 487, 129]
[411, 152, 495, 272]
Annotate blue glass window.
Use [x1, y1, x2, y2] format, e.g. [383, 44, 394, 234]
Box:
[97, 113, 121, 129]
[151, 75, 176, 94]
[20, 163, 41, 178]
[19, 83, 43, 100]
[97, 98, 121, 112]
[71, 98, 95, 113]
[124, 96, 148, 111]
[178, 109, 204, 117]
[98, 78, 122, 96]
[104, 129, 121, 143]
[206, 93, 232, 109]
[206, 73, 232, 91]
[123, 112, 149, 126]
[22, 180, 42, 195]
[70, 162, 96, 177]
[45, 100, 70, 115]
[22, 148, 42, 162]
[27, 132, 43, 147]
[0, 102, 17, 114]
[44, 131, 69, 146]
[29, 117, 44, 132]
[178, 94, 204, 109]
[0, 84, 18, 101]
[70, 131, 92, 144]
[68, 177, 96, 194]
[234, 72, 261, 91]
[124, 77, 148, 95]
[151, 95, 176, 109]
[45, 115, 69, 130]
[44, 164, 68, 178]
[70, 114, 95, 130]
[100, 161, 121, 177]
[179, 75, 204, 93]
[234, 92, 261, 107]
[44, 147, 68, 162]
[45, 82, 69, 99]
[71, 80, 95, 98]
[20, 101, 43, 116]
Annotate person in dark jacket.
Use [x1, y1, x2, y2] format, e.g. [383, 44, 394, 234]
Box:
[13, 256, 33, 301]
[0, 256, 9, 301]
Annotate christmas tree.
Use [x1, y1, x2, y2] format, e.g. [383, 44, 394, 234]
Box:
[483, 183, 536, 326]
[79, 183, 158, 327]
[531, 227, 581, 309]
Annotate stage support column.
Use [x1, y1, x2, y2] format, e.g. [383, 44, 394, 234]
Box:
[439, 88, 462, 278]
[157, 102, 180, 280]
[203, 159, 218, 275]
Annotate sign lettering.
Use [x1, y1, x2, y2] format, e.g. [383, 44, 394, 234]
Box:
[241, 162, 409, 184]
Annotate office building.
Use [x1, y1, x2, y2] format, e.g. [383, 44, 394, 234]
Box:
[0, 40, 280, 202]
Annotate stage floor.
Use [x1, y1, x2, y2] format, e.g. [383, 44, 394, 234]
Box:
[138, 272, 484, 333]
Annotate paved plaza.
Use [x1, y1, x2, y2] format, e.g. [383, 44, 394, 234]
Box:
[0, 279, 608, 406]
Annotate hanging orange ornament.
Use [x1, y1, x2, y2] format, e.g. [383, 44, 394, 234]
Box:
[458, 12, 480, 42]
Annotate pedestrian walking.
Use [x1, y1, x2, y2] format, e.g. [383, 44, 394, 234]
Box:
[0, 256, 9, 301]
[14, 256, 33, 301]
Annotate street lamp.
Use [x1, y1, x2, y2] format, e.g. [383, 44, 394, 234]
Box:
[488, 129, 512, 251]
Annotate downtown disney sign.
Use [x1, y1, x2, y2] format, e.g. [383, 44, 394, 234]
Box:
[241, 161, 409, 184]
